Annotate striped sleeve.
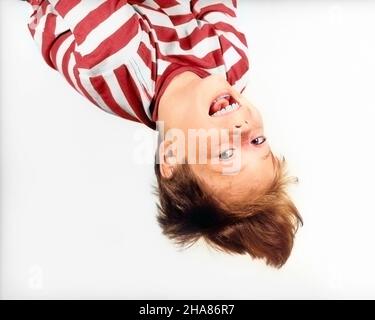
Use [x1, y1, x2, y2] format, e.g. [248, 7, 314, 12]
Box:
[191, 0, 238, 18]
[26, 0, 156, 128]
[191, 0, 249, 90]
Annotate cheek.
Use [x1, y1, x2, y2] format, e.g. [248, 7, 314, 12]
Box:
[242, 151, 271, 177]
[255, 158, 275, 189]
[182, 134, 211, 164]
[189, 115, 214, 132]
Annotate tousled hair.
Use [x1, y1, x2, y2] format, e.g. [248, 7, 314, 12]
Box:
[153, 154, 303, 268]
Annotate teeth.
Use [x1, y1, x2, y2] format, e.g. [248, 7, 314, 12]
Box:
[212, 102, 240, 117]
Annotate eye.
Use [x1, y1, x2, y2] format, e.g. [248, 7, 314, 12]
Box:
[219, 148, 235, 160]
[251, 136, 267, 145]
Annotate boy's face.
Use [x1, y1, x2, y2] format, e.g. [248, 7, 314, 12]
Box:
[158, 72, 275, 203]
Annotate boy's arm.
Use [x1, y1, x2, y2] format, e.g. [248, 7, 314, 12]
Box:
[191, 0, 238, 18]
[191, 0, 249, 90]
[27, 0, 142, 70]
[45, 0, 143, 71]
[191, 0, 246, 48]
[25, 0, 155, 126]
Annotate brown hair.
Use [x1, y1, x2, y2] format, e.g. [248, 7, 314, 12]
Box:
[153, 155, 303, 268]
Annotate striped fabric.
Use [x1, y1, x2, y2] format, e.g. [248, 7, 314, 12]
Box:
[25, 0, 250, 130]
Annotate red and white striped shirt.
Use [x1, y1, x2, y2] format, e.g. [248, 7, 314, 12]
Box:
[26, 0, 250, 130]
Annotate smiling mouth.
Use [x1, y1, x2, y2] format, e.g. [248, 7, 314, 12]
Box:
[208, 94, 241, 117]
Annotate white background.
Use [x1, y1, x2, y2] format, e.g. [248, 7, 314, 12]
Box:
[1, 0, 375, 299]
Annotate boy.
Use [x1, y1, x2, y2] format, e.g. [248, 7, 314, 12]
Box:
[21, 0, 302, 268]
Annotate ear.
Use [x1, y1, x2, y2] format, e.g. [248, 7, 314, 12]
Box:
[158, 139, 178, 179]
